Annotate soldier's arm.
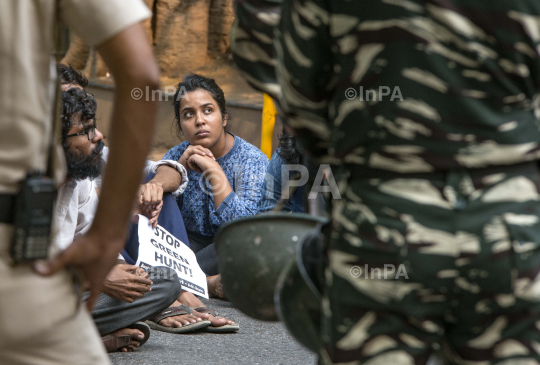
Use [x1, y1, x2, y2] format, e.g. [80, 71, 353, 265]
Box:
[36, 23, 160, 310]
[276, 0, 333, 159]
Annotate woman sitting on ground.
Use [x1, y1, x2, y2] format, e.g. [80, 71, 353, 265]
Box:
[163, 73, 269, 297]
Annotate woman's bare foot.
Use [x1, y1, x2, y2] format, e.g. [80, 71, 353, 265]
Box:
[178, 290, 235, 327]
[108, 328, 144, 352]
[207, 274, 225, 298]
[157, 300, 208, 328]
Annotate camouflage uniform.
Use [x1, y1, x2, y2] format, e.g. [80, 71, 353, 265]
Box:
[321, 164, 540, 364]
[235, 0, 540, 363]
[232, 0, 282, 99]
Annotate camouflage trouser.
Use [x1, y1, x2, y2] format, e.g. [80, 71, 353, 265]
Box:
[320, 163, 540, 365]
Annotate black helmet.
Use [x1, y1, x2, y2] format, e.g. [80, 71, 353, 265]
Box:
[215, 212, 327, 321]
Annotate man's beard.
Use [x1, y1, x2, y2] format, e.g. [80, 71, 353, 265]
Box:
[65, 140, 105, 181]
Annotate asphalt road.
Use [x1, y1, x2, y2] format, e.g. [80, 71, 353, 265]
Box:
[110, 298, 316, 365]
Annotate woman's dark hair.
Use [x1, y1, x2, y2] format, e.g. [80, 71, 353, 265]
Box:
[61, 88, 97, 148]
[173, 73, 229, 136]
[277, 128, 301, 164]
[57, 63, 89, 88]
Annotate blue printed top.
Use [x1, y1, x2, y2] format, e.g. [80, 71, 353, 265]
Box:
[257, 149, 305, 213]
[163, 134, 269, 237]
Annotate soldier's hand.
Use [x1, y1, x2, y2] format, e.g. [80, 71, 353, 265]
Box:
[33, 229, 130, 310]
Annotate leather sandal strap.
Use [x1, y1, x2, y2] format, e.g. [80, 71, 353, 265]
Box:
[102, 334, 132, 353]
[149, 304, 192, 323]
[194, 306, 218, 317]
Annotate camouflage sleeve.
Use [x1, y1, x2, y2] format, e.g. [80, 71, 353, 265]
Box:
[232, 0, 282, 99]
[276, 0, 333, 159]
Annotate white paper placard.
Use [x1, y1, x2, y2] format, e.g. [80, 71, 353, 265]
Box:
[136, 215, 208, 298]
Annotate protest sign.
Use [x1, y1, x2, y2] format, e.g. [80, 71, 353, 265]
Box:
[136, 215, 208, 298]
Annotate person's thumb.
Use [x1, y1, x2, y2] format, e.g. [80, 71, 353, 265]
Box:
[33, 249, 71, 277]
[86, 287, 100, 311]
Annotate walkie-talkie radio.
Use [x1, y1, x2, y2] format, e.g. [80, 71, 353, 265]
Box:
[10, 174, 56, 263]
[8, 2, 67, 264]
[8, 1, 63, 264]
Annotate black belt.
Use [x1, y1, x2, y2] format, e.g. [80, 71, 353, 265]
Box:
[0, 194, 15, 224]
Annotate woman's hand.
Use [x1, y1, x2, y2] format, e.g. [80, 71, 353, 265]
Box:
[178, 145, 214, 170]
[187, 154, 233, 208]
[186, 153, 218, 174]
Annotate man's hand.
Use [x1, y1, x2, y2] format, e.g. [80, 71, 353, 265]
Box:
[102, 264, 153, 303]
[134, 266, 149, 279]
[136, 181, 164, 228]
[140, 181, 163, 207]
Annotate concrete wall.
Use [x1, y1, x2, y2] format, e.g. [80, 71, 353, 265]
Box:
[88, 83, 283, 160]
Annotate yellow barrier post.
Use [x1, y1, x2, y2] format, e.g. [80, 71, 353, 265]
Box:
[261, 93, 277, 159]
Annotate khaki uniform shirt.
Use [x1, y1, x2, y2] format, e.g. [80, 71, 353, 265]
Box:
[0, 1, 150, 355]
[0, 0, 151, 194]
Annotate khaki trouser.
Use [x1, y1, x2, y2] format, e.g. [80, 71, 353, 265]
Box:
[0, 224, 109, 365]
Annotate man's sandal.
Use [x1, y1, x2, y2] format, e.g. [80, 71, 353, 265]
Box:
[146, 304, 211, 333]
[194, 307, 240, 333]
[101, 322, 151, 352]
[127, 321, 151, 346]
[102, 334, 132, 353]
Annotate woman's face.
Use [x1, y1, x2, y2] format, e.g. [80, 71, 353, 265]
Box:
[178, 89, 226, 150]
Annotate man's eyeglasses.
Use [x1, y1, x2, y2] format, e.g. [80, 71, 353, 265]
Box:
[66, 118, 97, 140]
